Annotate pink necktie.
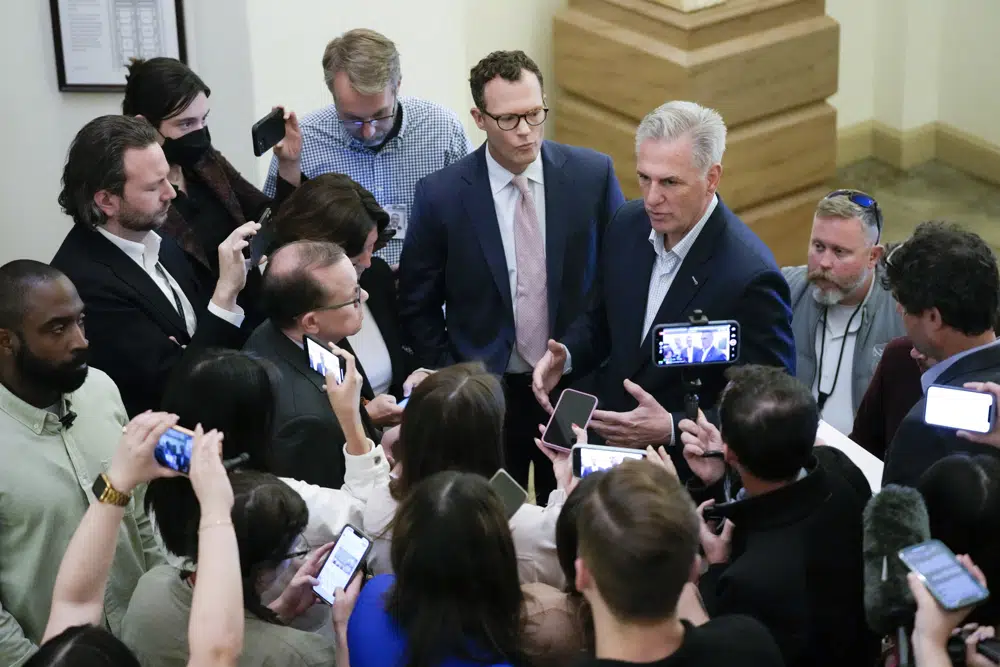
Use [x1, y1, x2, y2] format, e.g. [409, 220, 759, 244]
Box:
[512, 175, 549, 365]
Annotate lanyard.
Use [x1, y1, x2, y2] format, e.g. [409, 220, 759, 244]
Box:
[816, 302, 864, 411]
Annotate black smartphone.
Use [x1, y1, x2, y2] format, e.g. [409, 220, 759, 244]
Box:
[571, 443, 645, 478]
[924, 384, 997, 434]
[899, 539, 990, 611]
[154, 425, 196, 473]
[489, 469, 529, 520]
[653, 320, 740, 367]
[251, 108, 286, 157]
[541, 389, 599, 452]
[303, 334, 346, 384]
[243, 207, 272, 266]
[312, 524, 373, 605]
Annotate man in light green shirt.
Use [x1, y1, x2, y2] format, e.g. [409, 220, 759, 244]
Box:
[0, 260, 164, 666]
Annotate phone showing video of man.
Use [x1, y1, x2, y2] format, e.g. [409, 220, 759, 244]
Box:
[652, 320, 740, 367]
[304, 334, 346, 385]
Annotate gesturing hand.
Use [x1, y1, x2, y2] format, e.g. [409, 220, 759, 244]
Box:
[107, 411, 182, 493]
[590, 380, 672, 448]
[531, 340, 567, 413]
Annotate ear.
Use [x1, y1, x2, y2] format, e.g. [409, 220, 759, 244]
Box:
[574, 556, 592, 594]
[0, 328, 16, 356]
[926, 307, 945, 333]
[299, 312, 321, 335]
[471, 108, 487, 133]
[706, 163, 723, 195]
[93, 190, 119, 220]
[723, 443, 737, 468]
[869, 244, 885, 267]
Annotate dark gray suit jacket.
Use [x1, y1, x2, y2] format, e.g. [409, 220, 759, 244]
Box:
[244, 320, 380, 489]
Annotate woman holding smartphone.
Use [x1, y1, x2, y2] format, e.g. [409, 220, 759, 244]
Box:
[122, 57, 303, 325]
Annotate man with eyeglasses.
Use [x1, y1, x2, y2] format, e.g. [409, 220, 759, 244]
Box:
[244, 240, 380, 489]
[263, 29, 472, 268]
[398, 50, 625, 500]
[781, 190, 905, 436]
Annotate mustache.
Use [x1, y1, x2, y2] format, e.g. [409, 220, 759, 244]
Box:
[63, 350, 89, 368]
[807, 270, 842, 286]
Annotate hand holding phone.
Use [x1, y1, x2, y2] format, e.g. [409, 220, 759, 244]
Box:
[244, 207, 273, 267]
[313, 525, 373, 605]
[304, 334, 346, 385]
[900, 540, 990, 611]
[251, 108, 286, 157]
[541, 389, 599, 452]
[925, 384, 997, 434]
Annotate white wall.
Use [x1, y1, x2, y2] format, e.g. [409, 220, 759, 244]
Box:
[938, 0, 1000, 147]
[826, 0, 875, 128]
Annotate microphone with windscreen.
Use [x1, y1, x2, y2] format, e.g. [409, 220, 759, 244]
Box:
[862, 484, 931, 667]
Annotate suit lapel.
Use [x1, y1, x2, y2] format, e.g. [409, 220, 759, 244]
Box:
[620, 225, 657, 367]
[542, 142, 570, 332]
[936, 342, 1000, 386]
[269, 324, 376, 400]
[462, 146, 513, 315]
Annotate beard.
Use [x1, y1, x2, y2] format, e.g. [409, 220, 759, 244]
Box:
[808, 268, 870, 306]
[15, 336, 89, 395]
[118, 199, 169, 233]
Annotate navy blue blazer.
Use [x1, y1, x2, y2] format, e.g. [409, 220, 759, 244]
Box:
[398, 141, 625, 374]
[561, 197, 795, 416]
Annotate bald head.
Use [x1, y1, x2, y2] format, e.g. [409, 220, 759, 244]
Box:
[261, 241, 348, 329]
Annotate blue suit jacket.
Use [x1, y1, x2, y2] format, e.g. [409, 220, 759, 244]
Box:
[398, 141, 626, 374]
[561, 198, 795, 416]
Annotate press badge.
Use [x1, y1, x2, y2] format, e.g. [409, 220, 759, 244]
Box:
[385, 204, 408, 239]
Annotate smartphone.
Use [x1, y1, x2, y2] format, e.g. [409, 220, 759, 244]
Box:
[303, 334, 346, 385]
[397, 397, 409, 409]
[572, 443, 646, 478]
[924, 384, 997, 434]
[251, 108, 286, 157]
[899, 539, 990, 611]
[244, 207, 273, 267]
[312, 525, 373, 605]
[653, 320, 740, 367]
[541, 389, 599, 452]
[154, 425, 195, 474]
[489, 469, 528, 520]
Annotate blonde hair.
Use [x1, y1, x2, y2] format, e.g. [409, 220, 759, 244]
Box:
[322, 29, 401, 96]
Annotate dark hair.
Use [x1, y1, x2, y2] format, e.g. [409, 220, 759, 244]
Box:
[58, 115, 159, 228]
[883, 221, 1000, 336]
[577, 461, 699, 621]
[469, 50, 544, 112]
[388, 471, 526, 667]
[122, 58, 211, 127]
[25, 625, 139, 667]
[260, 240, 348, 329]
[554, 472, 603, 651]
[145, 470, 307, 623]
[719, 364, 818, 482]
[391, 362, 505, 500]
[918, 454, 1000, 626]
[0, 260, 68, 331]
[271, 174, 392, 256]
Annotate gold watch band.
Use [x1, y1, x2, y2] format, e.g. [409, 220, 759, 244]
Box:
[96, 473, 131, 507]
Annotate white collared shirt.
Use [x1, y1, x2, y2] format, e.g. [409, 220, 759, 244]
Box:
[485, 144, 548, 373]
[347, 303, 394, 396]
[95, 227, 244, 335]
[640, 195, 718, 342]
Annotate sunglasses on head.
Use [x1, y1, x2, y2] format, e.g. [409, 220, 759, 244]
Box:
[824, 189, 883, 242]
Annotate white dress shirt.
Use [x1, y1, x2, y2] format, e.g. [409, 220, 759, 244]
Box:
[347, 303, 394, 396]
[96, 227, 244, 334]
[640, 195, 718, 342]
[812, 299, 865, 435]
[485, 145, 548, 373]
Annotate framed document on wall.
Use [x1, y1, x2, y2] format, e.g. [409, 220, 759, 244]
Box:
[50, 0, 187, 92]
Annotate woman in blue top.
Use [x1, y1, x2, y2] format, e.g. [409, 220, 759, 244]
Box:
[347, 471, 527, 667]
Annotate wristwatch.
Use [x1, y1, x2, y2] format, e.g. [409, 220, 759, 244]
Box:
[92, 473, 131, 507]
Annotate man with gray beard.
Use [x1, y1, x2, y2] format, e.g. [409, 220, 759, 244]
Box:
[782, 190, 905, 434]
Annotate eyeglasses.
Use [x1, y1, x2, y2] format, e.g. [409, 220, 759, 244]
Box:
[481, 107, 548, 131]
[824, 189, 883, 242]
[314, 285, 362, 312]
[339, 97, 397, 131]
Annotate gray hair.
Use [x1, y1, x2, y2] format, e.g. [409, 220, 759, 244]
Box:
[814, 195, 880, 245]
[634, 101, 727, 173]
[322, 29, 401, 96]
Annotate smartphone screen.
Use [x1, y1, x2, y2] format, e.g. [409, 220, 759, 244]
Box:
[572, 444, 646, 478]
[313, 525, 372, 605]
[304, 335, 344, 384]
[251, 108, 286, 157]
[154, 425, 195, 474]
[489, 469, 528, 520]
[925, 385, 996, 433]
[397, 397, 409, 409]
[653, 320, 740, 367]
[542, 389, 599, 451]
[899, 539, 990, 610]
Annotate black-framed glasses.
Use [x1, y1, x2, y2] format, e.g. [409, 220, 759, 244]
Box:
[339, 97, 397, 131]
[824, 189, 883, 241]
[314, 285, 362, 312]
[482, 107, 548, 131]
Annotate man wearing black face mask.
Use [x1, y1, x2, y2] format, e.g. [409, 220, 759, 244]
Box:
[0, 260, 164, 666]
[52, 114, 257, 416]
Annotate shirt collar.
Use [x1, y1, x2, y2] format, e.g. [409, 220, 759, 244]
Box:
[485, 143, 545, 196]
[0, 381, 72, 435]
[647, 194, 718, 261]
[95, 226, 162, 268]
[921, 337, 1000, 392]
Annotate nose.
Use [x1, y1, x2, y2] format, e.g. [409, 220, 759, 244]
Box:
[515, 117, 531, 137]
[361, 123, 376, 139]
[818, 250, 834, 270]
[70, 322, 89, 351]
[162, 181, 177, 202]
[646, 182, 666, 205]
[359, 250, 372, 270]
[360, 288, 369, 304]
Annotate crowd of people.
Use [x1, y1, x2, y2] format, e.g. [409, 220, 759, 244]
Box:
[2, 24, 1000, 667]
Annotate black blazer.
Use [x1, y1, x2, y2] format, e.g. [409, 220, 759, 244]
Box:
[243, 320, 380, 489]
[882, 342, 1000, 486]
[398, 141, 626, 374]
[561, 197, 795, 417]
[359, 256, 414, 399]
[51, 225, 248, 417]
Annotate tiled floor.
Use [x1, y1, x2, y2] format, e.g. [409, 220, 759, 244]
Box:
[834, 159, 1000, 249]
